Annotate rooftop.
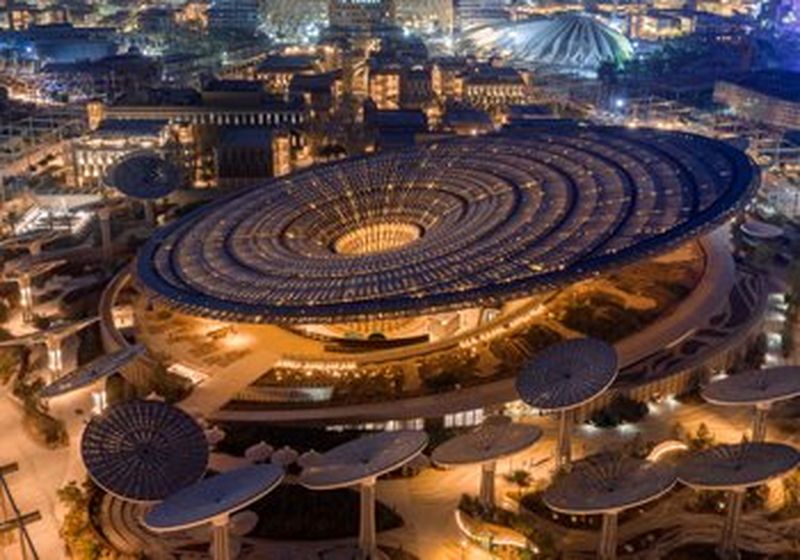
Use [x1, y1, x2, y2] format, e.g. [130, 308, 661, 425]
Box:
[677, 443, 799, 489]
[81, 400, 209, 502]
[516, 338, 618, 410]
[720, 71, 800, 103]
[145, 465, 284, 531]
[136, 124, 758, 324]
[257, 54, 319, 73]
[544, 455, 677, 514]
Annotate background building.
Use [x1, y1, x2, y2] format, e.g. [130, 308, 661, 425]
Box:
[714, 71, 800, 130]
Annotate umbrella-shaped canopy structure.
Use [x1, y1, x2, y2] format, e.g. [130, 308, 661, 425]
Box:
[0, 317, 99, 349]
[81, 400, 209, 502]
[145, 464, 283, 560]
[41, 344, 144, 398]
[544, 454, 677, 515]
[145, 464, 284, 531]
[677, 442, 800, 558]
[517, 338, 618, 470]
[105, 151, 180, 200]
[677, 442, 799, 491]
[702, 367, 800, 441]
[300, 431, 428, 559]
[544, 454, 676, 560]
[433, 416, 542, 508]
[0, 230, 69, 253]
[703, 367, 800, 407]
[3, 256, 65, 280]
[517, 338, 618, 411]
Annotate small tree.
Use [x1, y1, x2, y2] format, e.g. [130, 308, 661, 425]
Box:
[505, 469, 532, 498]
[690, 423, 715, 451]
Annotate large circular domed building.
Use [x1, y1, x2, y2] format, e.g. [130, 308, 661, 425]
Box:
[462, 13, 633, 72]
[101, 124, 763, 425]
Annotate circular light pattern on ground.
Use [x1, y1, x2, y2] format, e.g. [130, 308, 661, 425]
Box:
[516, 338, 618, 410]
[81, 400, 209, 502]
[136, 126, 757, 324]
[544, 454, 677, 514]
[106, 151, 179, 200]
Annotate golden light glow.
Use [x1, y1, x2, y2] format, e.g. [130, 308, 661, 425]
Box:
[334, 221, 422, 255]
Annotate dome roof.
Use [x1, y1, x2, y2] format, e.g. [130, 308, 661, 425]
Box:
[462, 14, 633, 71]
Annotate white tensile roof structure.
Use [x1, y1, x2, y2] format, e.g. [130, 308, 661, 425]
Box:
[462, 14, 634, 71]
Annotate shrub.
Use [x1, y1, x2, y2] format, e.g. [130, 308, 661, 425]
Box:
[57, 480, 129, 560]
[688, 422, 715, 451]
[590, 395, 648, 428]
[0, 327, 22, 384]
[148, 364, 192, 403]
[250, 484, 402, 540]
[31, 314, 52, 330]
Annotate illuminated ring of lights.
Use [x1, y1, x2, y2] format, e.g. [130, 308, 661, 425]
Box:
[136, 125, 758, 324]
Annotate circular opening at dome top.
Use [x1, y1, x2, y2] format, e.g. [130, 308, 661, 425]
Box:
[333, 222, 423, 255]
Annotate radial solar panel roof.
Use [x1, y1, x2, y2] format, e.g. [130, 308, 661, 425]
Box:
[544, 454, 677, 514]
[81, 400, 209, 502]
[41, 344, 144, 398]
[432, 416, 542, 466]
[0, 317, 98, 349]
[702, 366, 800, 406]
[677, 442, 799, 490]
[144, 464, 284, 531]
[136, 125, 758, 324]
[516, 338, 618, 410]
[299, 431, 428, 490]
[105, 151, 179, 200]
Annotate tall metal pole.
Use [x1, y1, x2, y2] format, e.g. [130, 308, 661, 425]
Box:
[98, 206, 112, 263]
[719, 489, 745, 560]
[599, 511, 619, 560]
[210, 514, 231, 560]
[359, 477, 377, 559]
[45, 335, 63, 379]
[751, 403, 771, 443]
[556, 408, 573, 471]
[19, 275, 33, 323]
[479, 460, 497, 510]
